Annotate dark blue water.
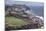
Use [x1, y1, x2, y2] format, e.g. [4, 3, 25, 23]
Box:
[30, 6, 44, 17]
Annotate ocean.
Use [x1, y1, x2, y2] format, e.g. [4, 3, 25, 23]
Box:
[30, 6, 44, 20]
[30, 6, 44, 17]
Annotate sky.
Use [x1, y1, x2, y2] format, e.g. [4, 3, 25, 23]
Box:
[5, 0, 44, 6]
[5, 0, 44, 2]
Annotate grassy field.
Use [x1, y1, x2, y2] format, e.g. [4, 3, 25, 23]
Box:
[5, 16, 28, 27]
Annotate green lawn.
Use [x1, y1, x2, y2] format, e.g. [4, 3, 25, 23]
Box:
[5, 16, 28, 26]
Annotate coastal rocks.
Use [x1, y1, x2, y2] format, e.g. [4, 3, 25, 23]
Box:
[30, 16, 43, 28]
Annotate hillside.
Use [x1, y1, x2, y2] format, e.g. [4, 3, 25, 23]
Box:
[5, 4, 44, 30]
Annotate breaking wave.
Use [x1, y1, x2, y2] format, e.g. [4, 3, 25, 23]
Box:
[31, 10, 44, 20]
[36, 16, 44, 20]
